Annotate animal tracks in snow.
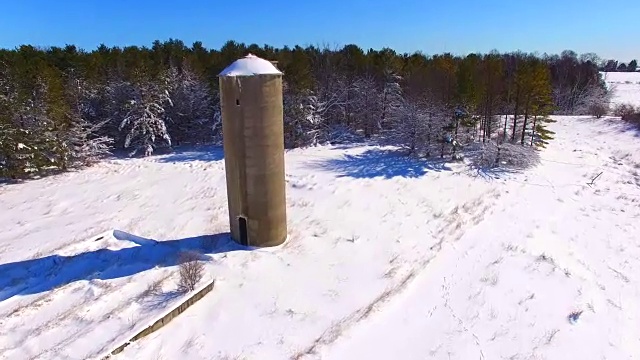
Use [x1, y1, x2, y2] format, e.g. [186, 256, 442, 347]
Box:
[294, 190, 504, 359]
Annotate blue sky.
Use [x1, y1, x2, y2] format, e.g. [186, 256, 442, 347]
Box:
[1, 0, 637, 61]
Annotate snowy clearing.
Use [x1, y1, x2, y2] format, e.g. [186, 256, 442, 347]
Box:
[1, 142, 499, 359]
[324, 116, 640, 360]
[2, 113, 640, 359]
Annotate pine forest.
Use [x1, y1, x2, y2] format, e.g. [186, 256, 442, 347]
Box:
[0, 40, 612, 179]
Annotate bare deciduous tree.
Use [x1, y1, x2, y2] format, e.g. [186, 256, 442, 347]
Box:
[177, 251, 205, 292]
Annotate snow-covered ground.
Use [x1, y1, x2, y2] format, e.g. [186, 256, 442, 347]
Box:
[1, 143, 501, 359]
[604, 71, 640, 107]
[325, 117, 640, 360]
[0, 149, 230, 359]
[1, 75, 639, 360]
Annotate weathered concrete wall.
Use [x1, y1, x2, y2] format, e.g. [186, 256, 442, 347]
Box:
[219, 74, 287, 247]
[103, 280, 214, 359]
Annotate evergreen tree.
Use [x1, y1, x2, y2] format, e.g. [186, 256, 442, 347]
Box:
[380, 69, 404, 130]
[532, 117, 556, 148]
[63, 74, 112, 166]
[352, 75, 381, 138]
[0, 62, 18, 178]
[112, 73, 171, 156]
[164, 65, 216, 145]
[386, 96, 425, 154]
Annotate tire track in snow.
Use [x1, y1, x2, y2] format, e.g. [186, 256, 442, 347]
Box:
[292, 189, 502, 359]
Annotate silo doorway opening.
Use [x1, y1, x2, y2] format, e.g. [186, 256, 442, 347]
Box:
[238, 216, 248, 246]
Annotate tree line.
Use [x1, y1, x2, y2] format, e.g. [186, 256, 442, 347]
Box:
[0, 40, 609, 179]
[601, 59, 638, 72]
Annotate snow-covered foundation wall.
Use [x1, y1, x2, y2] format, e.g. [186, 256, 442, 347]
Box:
[104, 280, 214, 359]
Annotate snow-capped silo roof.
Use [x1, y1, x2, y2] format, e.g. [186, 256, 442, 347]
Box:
[219, 54, 282, 77]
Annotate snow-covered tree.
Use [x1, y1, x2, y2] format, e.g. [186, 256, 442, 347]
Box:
[380, 70, 404, 130]
[283, 71, 352, 147]
[351, 75, 381, 138]
[317, 73, 351, 129]
[0, 61, 66, 178]
[164, 65, 216, 145]
[384, 89, 426, 155]
[572, 80, 611, 116]
[423, 103, 454, 158]
[111, 76, 171, 157]
[210, 90, 222, 144]
[392, 99, 426, 154]
[283, 82, 317, 148]
[381, 70, 453, 157]
[0, 64, 19, 178]
[531, 116, 556, 148]
[6, 78, 61, 176]
[62, 75, 112, 166]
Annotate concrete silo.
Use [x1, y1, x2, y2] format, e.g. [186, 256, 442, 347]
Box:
[218, 54, 287, 247]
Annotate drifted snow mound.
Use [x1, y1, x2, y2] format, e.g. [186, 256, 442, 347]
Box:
[219, 54, 282, 77]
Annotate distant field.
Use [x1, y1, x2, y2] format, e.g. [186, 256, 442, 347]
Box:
[603, 71, 640, 107]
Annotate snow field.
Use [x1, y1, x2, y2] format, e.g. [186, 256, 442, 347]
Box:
[325, 117, 640, 360]
[0, 149, 230, 359]
[604, 71, 640, 108]
[113, 118, 640, 358]
[114, 146, 502, 359]
[1, 144, 499, 359]
[0, 229, 222, 359]
[112, 117, 640, 359]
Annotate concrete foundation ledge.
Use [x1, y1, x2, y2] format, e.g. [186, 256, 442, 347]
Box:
[98, 279, 215, 359]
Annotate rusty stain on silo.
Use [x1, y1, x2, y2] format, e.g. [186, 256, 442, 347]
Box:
[218, 54, 287, 247]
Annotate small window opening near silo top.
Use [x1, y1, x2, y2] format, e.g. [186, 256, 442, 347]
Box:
[236, 99, 240, 106]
